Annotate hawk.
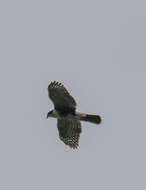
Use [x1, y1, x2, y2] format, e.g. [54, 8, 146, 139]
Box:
[47, 81, 101, 149]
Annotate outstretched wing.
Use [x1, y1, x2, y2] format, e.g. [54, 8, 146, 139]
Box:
[48, 81, 77, 112]
[57, 119, 82, 149]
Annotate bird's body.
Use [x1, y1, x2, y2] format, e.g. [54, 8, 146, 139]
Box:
[47, 81, 101, 149]
[48, 109, 76, 120]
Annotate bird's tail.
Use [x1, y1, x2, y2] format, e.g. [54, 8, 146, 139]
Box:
[77, 112, 101, 124]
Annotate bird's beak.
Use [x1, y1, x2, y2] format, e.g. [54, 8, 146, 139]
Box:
[46, 112, 49, 119]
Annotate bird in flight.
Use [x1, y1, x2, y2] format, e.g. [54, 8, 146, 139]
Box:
[47, 81, 101, 149]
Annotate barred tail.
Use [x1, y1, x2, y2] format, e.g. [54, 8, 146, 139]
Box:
[77, 113, 102, 124]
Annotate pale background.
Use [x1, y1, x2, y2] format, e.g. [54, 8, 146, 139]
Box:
[0, 0, 146, 190]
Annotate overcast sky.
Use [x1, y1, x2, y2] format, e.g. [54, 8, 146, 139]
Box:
[0, 0, 146, 190]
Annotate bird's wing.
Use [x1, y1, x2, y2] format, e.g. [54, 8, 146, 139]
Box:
[48, 81, 77, 111]
[57, 119, 82, 149]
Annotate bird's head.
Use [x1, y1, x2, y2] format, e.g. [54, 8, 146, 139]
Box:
[46, 110, 53, 118]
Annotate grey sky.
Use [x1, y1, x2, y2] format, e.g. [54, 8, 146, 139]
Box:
[0, 0, 146, 190]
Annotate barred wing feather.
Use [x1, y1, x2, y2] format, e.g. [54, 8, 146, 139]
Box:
[48, 81, 76, 111]
[57, 119, 82, 149]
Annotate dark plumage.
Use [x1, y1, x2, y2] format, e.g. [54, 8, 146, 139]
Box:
[47, 81, 102, 149]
